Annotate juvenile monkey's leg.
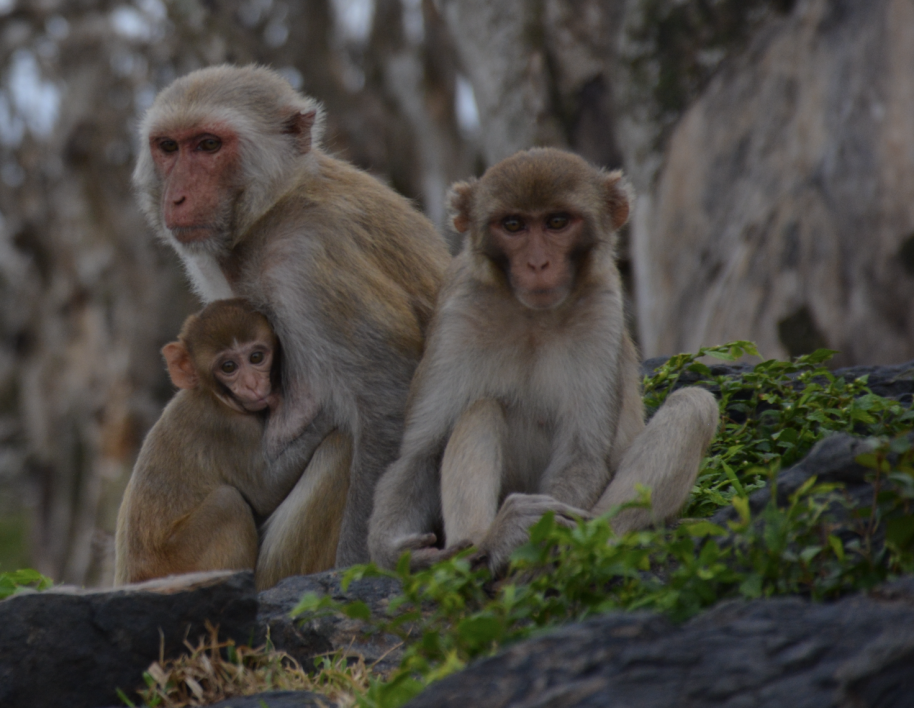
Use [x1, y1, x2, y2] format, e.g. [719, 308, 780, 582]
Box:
[256, 431, 352, 590]
[441, 398, 507, 548]
[162, 485, 259, 576]
[595, 387, 719, 533]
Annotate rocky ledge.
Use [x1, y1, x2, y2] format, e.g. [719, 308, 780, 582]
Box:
[2, 361, 912, 708]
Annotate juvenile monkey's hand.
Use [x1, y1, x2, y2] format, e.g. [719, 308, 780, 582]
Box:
[264, 390, 321, 460]
[390, 534, 471, 571]
[476, 493, 592, 575]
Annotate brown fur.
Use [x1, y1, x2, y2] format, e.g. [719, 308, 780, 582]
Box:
[369, 148, 719, 572]
[114, 300, 350, 588]
[133, 66, 451, 566]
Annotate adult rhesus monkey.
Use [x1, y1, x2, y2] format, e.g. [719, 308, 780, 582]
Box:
[114, 299, 350, 587]
[368, 148, 719, 572]
[133, 65, 451, 566]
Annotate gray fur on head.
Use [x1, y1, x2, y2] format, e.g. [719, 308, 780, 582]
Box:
[132, 64, 326, 244]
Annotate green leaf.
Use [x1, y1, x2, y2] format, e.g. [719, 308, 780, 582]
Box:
[793, 475, 818, 500]
[801, 349, 839, 364]
[457, 616, 502, 646]
[731, 496, 751, 525]
[528, 512, 556, 544]
[739, 574, 763, 598]
[684, 521, 727, 537]
[0, 569, 53, 599]
[343, 600, 372, 621]
[886, 516, 914, 551]
[828, 534, 845, 562]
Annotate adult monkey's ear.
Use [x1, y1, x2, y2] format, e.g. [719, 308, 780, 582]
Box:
[282, 109, 317, 154]
[604, 170, 633, 232]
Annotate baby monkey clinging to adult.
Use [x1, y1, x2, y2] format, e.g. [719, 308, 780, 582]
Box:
[369, 147, 719, 572]
[114, 299, 350, 587]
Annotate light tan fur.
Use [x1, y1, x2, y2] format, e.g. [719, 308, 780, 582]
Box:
[114, 300, 350, 587]
[114, 387, 263, 585]
[133, 65, 451, 566]
[369, 148, 719, 572]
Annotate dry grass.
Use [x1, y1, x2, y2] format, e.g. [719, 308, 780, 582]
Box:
[130, 622, 377, 707]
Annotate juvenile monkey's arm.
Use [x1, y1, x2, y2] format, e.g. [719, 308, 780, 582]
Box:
[263, 382, 322, 460]
[248, 409, 337, 516]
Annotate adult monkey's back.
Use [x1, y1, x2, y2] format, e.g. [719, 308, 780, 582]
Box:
[133, 65, 451, 565]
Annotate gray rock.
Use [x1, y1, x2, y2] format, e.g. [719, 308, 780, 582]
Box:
[207, 691, 333, 708]
[711, 432, 880, 524]
[0, 571, 257, 708]
[629, 0, 914, 368]
[256, 569, 403, 673]
[641, 359, 914, 406]
[404, 582, 914, 708]
[5, 360, 914, 708]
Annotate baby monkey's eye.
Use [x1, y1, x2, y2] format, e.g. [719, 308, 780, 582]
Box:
[220, 360, 237, 374]
[502, 216, 525, 233]
[250, 351, 264, 364]
[546, 214, 570, 230]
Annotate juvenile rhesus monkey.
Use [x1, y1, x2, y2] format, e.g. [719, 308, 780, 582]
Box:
[369, 148, 719, 572]
[114, 299, 350, 587]
[133, 65, 450, 566]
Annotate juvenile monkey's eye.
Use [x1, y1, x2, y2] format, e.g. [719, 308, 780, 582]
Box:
[502, 216, 525, 233]
[546, 214, 570, 230]
[220, 360, 237, 374]
[197, 137, 222, 152]
[250, 351, 264, 364]
[158, 139, 178, 154]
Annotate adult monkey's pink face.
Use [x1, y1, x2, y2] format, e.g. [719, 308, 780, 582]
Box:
[135, 65, 321, 253]
[148, 122, 241, 245]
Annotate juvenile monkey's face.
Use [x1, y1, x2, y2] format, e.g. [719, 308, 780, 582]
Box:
[487, 211, 583, 310]
[211, 339, 277, 413]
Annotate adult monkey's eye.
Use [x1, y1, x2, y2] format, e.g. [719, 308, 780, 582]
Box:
[220, 360, 237, 374]
[198, 137, 222, 152]
[250, 351, 264, 364]
[158, 139, 178, 154]
[502, 216, 524, 233]
[546, 214, 569, 230]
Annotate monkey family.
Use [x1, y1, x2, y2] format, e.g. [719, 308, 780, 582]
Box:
[115, 65, 718, 587]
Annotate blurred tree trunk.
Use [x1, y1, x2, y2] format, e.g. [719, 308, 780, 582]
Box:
[0, 0, 477, 586]
[0, 0, 195, 585]
[440, 0, 625, 169]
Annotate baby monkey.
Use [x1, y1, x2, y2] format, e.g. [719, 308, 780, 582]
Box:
[114, 299, 349, 586]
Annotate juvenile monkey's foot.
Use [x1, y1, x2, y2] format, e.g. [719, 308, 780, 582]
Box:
[478, 493, 593, 574]
[408, 543, 471, 570]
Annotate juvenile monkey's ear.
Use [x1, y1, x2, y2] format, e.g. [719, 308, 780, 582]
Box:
[162, 341, 199, 390]
[282, 109, 317, 154]
[446, 180, 477, 234]
[604, 171, 633, 232]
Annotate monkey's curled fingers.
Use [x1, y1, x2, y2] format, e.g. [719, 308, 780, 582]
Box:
[392, 534, 469, 571]
[476, 493, 592, 574]
[264, 389, 321, 460]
